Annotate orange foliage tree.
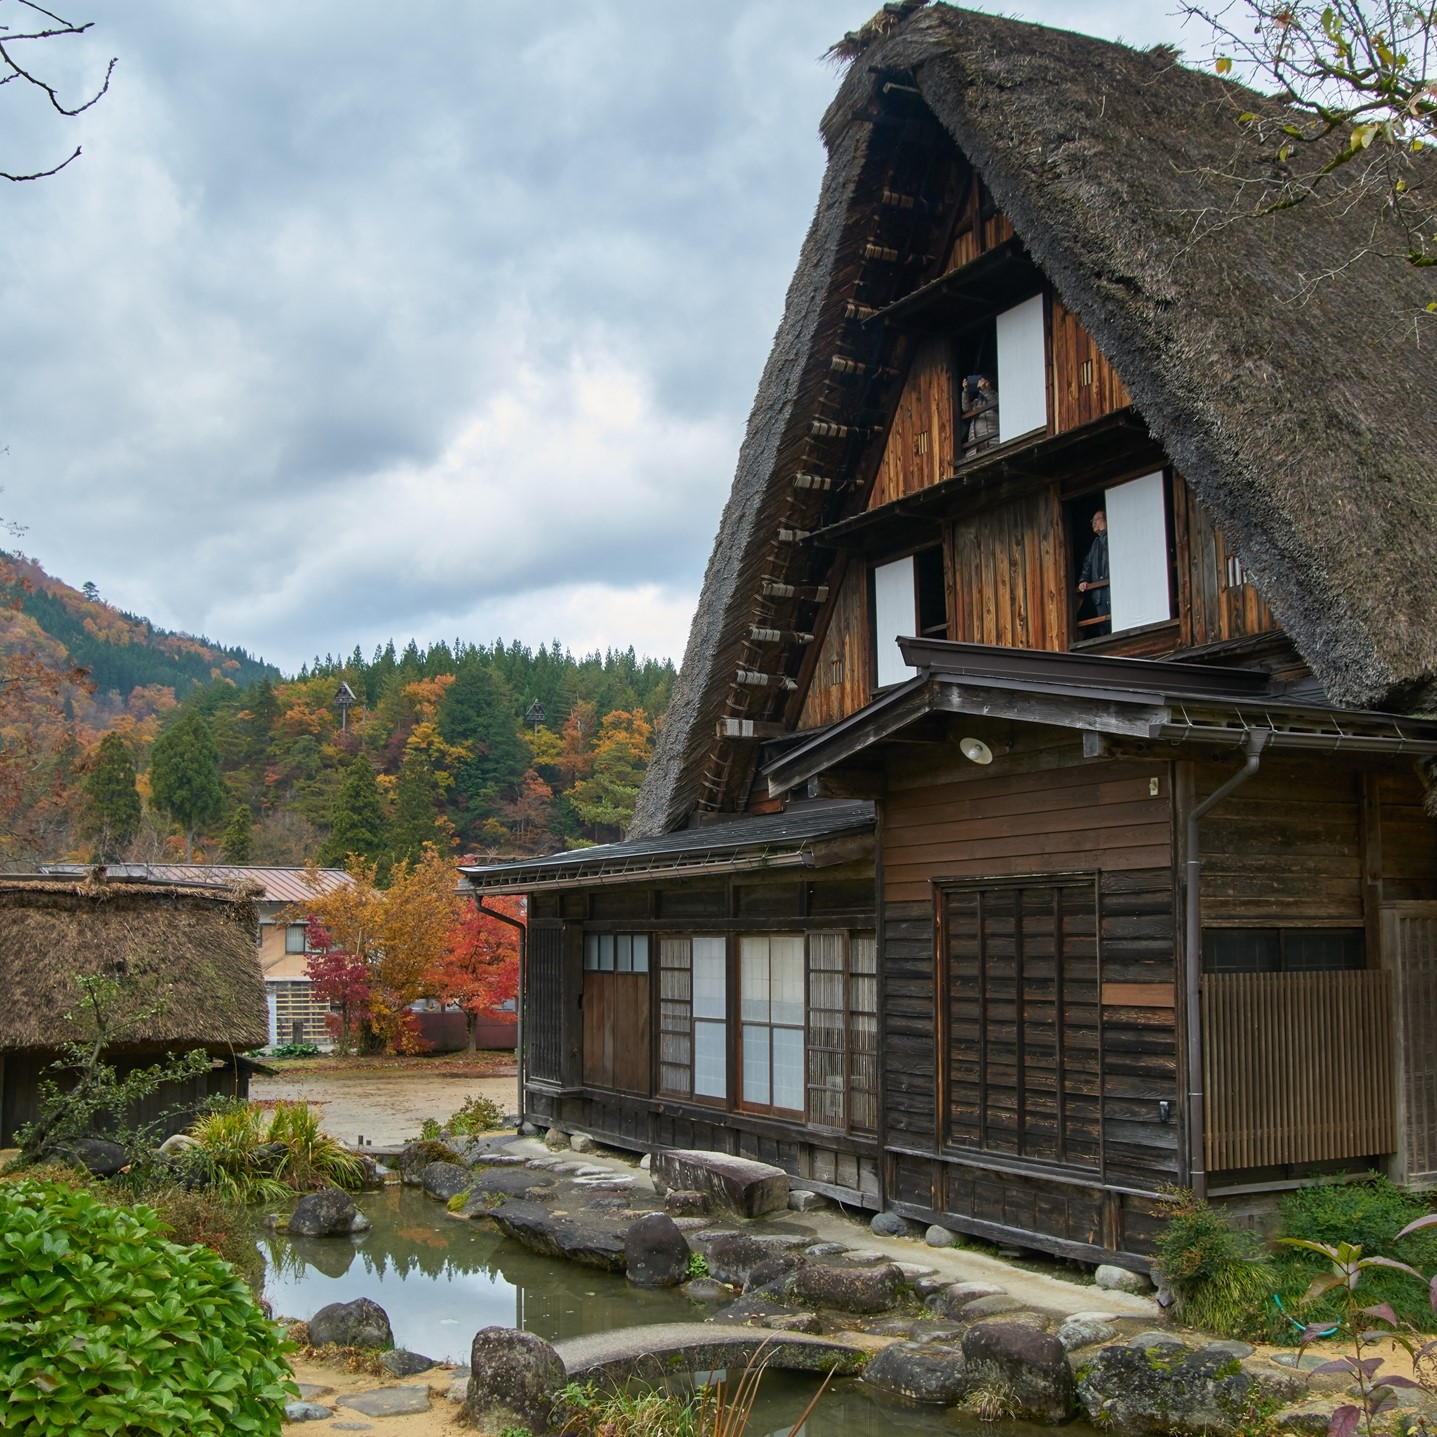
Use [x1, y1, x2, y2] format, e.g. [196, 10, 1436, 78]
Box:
[286, 847, 466, 1053]
[432, 897, 522, 1051]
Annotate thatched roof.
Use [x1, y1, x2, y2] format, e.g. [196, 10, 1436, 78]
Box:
[633, 2, 1437, 838]
[0, 876, 268, 1053]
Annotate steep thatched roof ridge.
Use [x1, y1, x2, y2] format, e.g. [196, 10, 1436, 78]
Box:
[0, 877, 268, 1053]
[630, 118, 878, 837]
[634, 3, 1437, 837]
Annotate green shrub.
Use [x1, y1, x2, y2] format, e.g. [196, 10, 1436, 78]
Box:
[419, 1117, 442, 1142]
[181, 1099, 364, 1203]
[0, 1179, 296, 1435]
[686, 1251, 711, 1280]
[146, 1187, 266, 1296]
[1273, 1175, 1437, 1331]
[447, 1094, 506, 1136]
[268, 1042, 321, 1060]
[1152, 1189, 1279, 1341]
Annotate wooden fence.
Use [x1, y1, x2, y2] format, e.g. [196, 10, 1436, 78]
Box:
[1202, 970, 1395, 1171]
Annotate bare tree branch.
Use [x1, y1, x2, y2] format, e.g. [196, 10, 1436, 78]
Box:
[0, 1, 114, 182]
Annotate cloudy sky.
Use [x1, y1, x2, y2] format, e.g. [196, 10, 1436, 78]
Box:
[1, 0, 1198, 675]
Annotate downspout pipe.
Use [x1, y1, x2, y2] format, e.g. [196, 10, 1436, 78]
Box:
[1184, 727, 1269, 1199]
[477, 897, 528, 1129]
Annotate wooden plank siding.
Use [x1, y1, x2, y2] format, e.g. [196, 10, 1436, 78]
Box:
[868, 336, 957, 509]
[581, 971, 651, 1095]
[877, 741, 1181, 1257]
[1194, 759, 1364, 924]
[1174, 473, 1278, 647]
[1376, 771, 1437, 904]
[1049, 296, 1131, 435]
[884, 750, 1172, 905]
[945, 176, 1016, 271]
[948, 487, 1066, 650]
[798, 563, 873, 731]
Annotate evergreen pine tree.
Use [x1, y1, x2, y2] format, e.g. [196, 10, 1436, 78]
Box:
[148, 708, 227, 861]
[388, 751, 441, 868]
[439, 664, 527, 835]
[321, 755, 388, 869]
[220, 804, 253, 863]
[83, 731, 141, 860]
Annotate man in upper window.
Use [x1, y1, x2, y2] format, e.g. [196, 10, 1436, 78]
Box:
[961, 374, 999, 455]
[1077, 509, 1110, 636]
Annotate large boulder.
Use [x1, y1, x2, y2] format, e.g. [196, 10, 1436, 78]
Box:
[307, 1297, 393, 1350]
[962, 1321, 1076, 1425]
[489, 1198, 627, 1272]
[649, 1149, 788, 1217]
[1076, 1340, 1303, 1436]
[1095, 1263, 1152, 1294]
[862, 1341, 971, 1405]
[419, 1162, 472, 1201]
[625, 1213, 691, 1289]
[50, 1138, 128, 1177]
[790, 1261, 903, 1315]
[287, 1187, 361, 1237]
[927, 1281, 1007, 1319]
[397, 1139, 462, 1185]
[706, 1233, 792, 1289]
[464, 1327, 565, 1433]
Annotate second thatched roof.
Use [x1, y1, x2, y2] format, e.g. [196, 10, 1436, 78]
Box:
[0, 875, 268, 1053]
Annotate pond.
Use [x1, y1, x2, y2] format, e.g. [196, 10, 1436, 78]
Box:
[260, 1185, 1098, 1437]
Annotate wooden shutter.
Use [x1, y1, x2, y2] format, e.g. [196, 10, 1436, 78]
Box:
[944, 881, 1100, 1170]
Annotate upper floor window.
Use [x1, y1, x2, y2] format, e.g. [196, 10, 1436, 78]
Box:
[284, 923, 309, 954]
[872, 546, 945, 688]
[956, 294, 1049, 459]
[1069, 471, 1173, 641]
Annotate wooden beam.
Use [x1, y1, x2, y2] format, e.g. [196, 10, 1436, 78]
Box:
[716, 718, 788, 740]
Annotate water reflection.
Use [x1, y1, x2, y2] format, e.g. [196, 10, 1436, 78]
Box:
[260, 1188, 1100, 1436]
[261, 1186, 694, 1361]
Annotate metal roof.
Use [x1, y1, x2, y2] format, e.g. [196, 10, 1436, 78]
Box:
[459, 800, 875, 894]
[38, 863, 353, 906]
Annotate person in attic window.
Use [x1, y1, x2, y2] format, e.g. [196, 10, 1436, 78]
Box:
[1077, 509, 1111, 637]
[961, 373, 999, 455]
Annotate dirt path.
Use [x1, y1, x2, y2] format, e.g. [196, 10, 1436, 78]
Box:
[251, 1069, 519, 1147]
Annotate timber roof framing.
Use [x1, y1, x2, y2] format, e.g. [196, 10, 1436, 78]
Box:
[458, 801, 875, 895]
[762, 640, 1437, 796]
[634, 2, 1437, 840]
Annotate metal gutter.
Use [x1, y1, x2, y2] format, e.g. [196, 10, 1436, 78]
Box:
[1183, 728, 1269, 1200]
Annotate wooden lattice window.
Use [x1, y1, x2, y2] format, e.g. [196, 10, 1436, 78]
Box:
[656, 935, 726, 1102]
[943, 879, 1100, 1171]
[806, 932, 878, 1132]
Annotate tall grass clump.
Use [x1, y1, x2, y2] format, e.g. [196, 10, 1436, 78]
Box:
[1152, 1189, 1279, 1341]
[183, 1099, 364, 1203]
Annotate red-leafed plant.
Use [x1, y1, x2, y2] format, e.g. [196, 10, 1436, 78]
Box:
[431, 899, 521, 1051]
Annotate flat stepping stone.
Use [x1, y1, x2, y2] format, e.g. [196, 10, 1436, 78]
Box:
[896, 1263, 938, 1279]
[470, 1167, 558, 1198]
[285, 1402, 334, 1421]
[338, 1385, 431, 1417]
[650, 1149, 789, 1217]
[806, 1242, 847, 1258]
[693, 1228, 740, 1243]
[554, 1322, 866, 1385]
[489, 1198, 627, 1272]
[840, 1249, 887, 1265]
[295, 1383, 334, 1399]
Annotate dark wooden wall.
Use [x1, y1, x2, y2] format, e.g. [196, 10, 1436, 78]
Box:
[1049, 296, 1131, 435]
[945, 176, 1015, 271]
[869, 336, 956, 508]
[1176, 476, 1278, 647]
[877, 738, 1179, 1260]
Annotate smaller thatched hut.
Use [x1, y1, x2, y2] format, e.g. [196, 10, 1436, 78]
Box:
[0, 872, 270, 1148]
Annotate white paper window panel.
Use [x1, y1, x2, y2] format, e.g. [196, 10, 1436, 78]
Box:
[742, 1023, 770, 1104]
[771, 1027, 805, 1111]
[873, 556, 916, 688]
[1106, 471, 1172, 632]
[692, 936, 726, 1019]
[740, 938, 769, 1023]
[996, 294, 1048, 443]
[770, 936, 805, 1026]
[694, 1020, 726, 1098]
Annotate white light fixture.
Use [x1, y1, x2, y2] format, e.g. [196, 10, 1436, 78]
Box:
[959, 736, 993, 765]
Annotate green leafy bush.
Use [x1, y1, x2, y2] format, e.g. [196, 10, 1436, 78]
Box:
[1273, 1175, 1437, 1331]
[267, 1042, 321, 1060]
[686, 1251, 711, 1280]
[448, 1094, 506, 1136]
[0, 1179, 296, 1435]
[1152, 1189, 1279, 1340]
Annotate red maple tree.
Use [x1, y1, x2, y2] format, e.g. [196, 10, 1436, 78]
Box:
[432, 898, 522, 1051]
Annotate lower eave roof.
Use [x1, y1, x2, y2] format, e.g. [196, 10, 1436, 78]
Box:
[763, 640, 1437, 795]
[459, 801, 875, 895]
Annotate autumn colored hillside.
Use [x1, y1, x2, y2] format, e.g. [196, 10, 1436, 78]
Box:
[0, 552, 676, 869]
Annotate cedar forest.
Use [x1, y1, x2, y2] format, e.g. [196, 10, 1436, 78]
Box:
[0, 551, 675, 872]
